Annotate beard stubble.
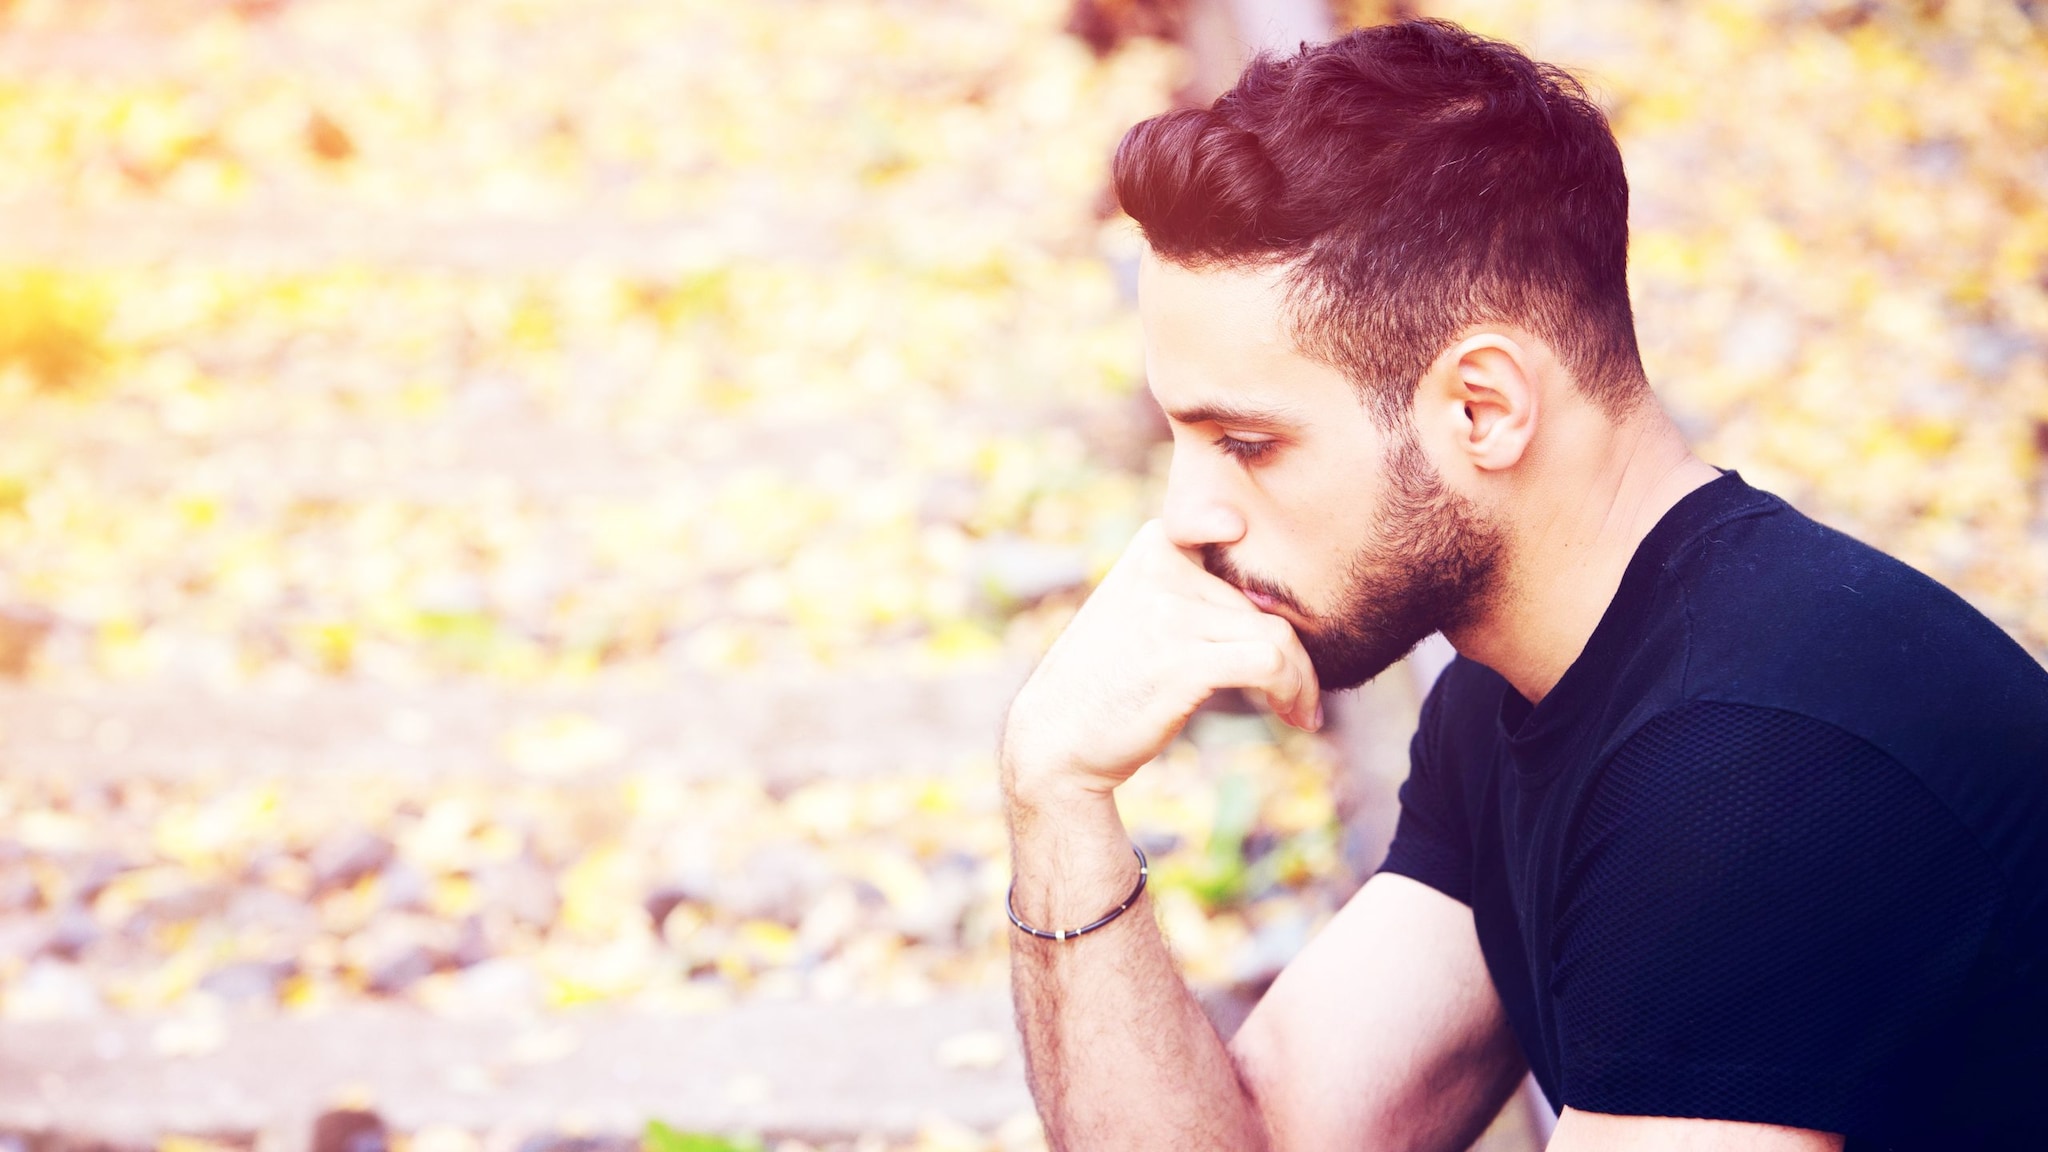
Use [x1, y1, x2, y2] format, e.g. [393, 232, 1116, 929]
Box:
[1204, 429, 1505, 692]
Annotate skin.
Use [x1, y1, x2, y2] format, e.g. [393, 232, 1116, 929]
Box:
[1000, 252, 1844, 1151]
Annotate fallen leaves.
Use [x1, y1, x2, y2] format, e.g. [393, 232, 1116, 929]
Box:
[0, 4, 2038, 1149]
[0, 710, 1353, 1023]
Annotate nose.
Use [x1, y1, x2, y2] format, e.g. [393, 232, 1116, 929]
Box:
[1160, 442, 1247, 552]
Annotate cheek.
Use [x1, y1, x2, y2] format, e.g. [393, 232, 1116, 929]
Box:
[1263, 456, 1385, 599]
[1295, 446, 1385, 524]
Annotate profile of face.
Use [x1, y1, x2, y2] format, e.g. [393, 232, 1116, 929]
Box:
[1141, 253, 1505, 691]
[1204, 427, 1501, 690]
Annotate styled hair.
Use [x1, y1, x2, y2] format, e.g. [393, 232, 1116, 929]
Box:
[1114, 20, 1646, 424]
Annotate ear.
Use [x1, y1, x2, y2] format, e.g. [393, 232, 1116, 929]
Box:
[1418, 332, 1538, 472]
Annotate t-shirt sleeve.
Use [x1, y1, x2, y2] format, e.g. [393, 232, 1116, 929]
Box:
[1552, 701, 2007, 1135]
[1376, 669, 1475, 905]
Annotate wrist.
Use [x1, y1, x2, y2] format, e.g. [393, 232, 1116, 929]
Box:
[1002, 754, 1120, 819]
[1007, 842, 1149, 942]
[1004, 798, 1145, 931]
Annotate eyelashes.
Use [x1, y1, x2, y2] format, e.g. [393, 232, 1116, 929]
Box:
[1212, 433, 1278, 463]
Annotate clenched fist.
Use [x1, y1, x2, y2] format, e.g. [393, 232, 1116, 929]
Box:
[1001, 520, 1323, 801]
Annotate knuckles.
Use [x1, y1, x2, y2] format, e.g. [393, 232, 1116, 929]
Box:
[1257, 612, 1294, 646]
[1259, 643, 1288, 678]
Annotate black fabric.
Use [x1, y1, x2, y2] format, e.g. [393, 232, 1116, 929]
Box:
[1378, 471, 2048, 1148]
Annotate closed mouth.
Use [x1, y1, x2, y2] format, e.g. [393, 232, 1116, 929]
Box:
[1242, 587, 1284, 612]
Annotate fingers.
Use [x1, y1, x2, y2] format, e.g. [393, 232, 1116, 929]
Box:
[1126, 522, 1323, 730]
[1180, 605, 1322, 731]
[1196, 640, 1321, 731]
[1129, 519, 1262, 612]
[1175, 560, 1262, 612]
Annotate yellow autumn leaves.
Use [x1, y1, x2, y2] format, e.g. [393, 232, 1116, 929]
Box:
[0, 0, 2041, 1097]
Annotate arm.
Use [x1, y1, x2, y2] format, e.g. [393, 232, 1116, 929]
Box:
[1549, 1110, 1842, 1151]
[1011, 812, 1529, 1151]
[1002, 521, 1523, 1150]
[1231, 872, 1528, 1151]
[1007, 776, 1269, 1150]
[1002, 519, 1314, 1150]
[1229, 881, 1844, 1152]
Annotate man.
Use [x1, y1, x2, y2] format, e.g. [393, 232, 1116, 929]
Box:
[999, 19, 2048, 1152]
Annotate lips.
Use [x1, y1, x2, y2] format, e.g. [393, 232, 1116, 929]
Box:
[1242, 587, 1285, 613]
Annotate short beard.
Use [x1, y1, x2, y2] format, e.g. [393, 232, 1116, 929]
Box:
[1205, 429, 1505, 692]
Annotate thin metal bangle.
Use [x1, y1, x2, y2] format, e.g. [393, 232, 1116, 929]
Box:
[1006, 844, 1149, 942]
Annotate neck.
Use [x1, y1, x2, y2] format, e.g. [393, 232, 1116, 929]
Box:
[1446, 405, 1720, 706]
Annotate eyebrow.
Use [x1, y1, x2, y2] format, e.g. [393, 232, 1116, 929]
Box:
[1161, 401, 1307, 430]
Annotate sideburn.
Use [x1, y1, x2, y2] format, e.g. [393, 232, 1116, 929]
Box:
[1302, 426, 1507, 690]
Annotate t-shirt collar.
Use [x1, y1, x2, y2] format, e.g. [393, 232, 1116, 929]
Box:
[1496, 468, 1772, 757]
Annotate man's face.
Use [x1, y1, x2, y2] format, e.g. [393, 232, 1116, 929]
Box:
[1139, 252, 1504, 691]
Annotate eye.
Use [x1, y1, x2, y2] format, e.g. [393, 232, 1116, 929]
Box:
[1212, 432, 1278, 463]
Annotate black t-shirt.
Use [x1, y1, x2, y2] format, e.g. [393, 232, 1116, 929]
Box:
[1378, 471, 2048, 1148]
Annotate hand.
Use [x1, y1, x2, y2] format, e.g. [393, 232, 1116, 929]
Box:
[1001, 520, 1323, 801]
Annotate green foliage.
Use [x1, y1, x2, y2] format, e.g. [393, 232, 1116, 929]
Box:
[641, 1120, 762, 1152]
[1181, 771, 1259, 912]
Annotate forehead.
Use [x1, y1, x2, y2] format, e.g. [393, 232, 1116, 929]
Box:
[1137, 251, 1356, 420]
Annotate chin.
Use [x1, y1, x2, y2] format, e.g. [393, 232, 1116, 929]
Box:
[1303, 628, 1433, 693]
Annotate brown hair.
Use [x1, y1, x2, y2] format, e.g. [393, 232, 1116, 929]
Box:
[1115, 20, 1646, 424]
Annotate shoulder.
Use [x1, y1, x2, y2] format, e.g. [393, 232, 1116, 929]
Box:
[1559, 702, 2008, 1018]
[1573, 702, 1996, 885]
[1666, 496, 2048, 726]
[1551, 702, 2011, 1133]
[1653, 497, 2048, 942]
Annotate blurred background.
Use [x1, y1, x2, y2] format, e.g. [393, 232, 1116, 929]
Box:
[0, 0, 2041, 1149]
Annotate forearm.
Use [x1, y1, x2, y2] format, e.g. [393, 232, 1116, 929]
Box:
[1005, 775, 1270, 1152]
[993, 520, 1322, 1148]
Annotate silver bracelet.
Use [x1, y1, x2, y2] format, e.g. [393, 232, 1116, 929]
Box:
[1005, 844, 1149, 941]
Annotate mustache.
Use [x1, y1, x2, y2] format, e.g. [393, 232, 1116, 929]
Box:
[1201, 545, 1311, 617]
